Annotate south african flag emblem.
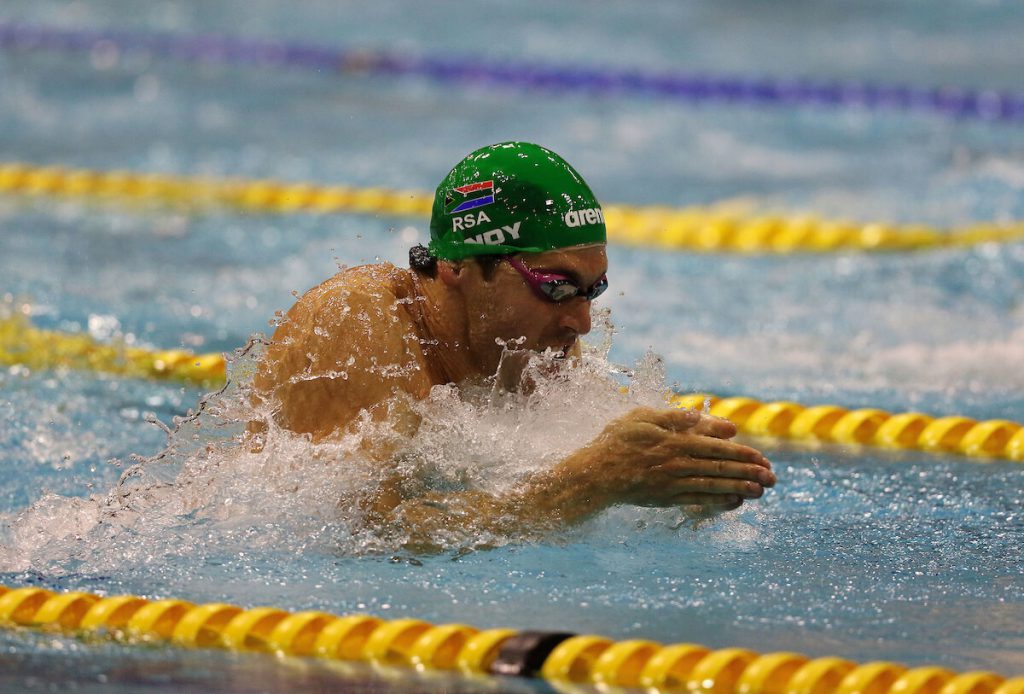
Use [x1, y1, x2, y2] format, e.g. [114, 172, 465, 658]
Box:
[445, 181, 495, 214]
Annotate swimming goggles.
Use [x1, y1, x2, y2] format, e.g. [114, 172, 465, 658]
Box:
[505, 256, 609, 302]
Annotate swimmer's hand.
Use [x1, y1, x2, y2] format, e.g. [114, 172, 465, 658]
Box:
[374, 408, 773, 551]
[535, 407, 775, 522]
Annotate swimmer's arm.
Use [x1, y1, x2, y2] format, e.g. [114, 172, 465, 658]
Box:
[378, 408, 775, 551]
[531, 407, 775, 521]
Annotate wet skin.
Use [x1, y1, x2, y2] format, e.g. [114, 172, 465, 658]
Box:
[251, 245, 775, 542]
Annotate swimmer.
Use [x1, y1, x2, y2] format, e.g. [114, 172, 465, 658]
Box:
[251, 142, 775, 545]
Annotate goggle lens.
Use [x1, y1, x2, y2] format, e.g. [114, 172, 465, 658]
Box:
[506, 256, 608, 303]
[541, 281, 584, 302]
[539, 276, 608, 302]
[585, 276, 608, 300]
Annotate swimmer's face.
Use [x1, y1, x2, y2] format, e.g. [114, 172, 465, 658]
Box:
[459, 244, 607, 375]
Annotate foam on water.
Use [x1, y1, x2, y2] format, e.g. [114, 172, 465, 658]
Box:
[0, 308, 701, 573]
[1, 307, 1022, 674]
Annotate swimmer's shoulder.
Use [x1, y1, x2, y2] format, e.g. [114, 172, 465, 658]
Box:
[276, 262, 410, 327]
[260, 262, 423, 381]
[263, 263, 425, 379]
[306, 262, 412, 309]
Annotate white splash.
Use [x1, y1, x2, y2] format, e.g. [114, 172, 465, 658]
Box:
[0, 314, 706, 573]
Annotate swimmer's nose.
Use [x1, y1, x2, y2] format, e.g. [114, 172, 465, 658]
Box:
[559, 297, 592, 336]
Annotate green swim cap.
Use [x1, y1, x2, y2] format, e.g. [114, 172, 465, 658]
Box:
[428, 142, 606, 261]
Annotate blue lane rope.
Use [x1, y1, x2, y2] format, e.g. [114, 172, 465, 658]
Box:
[1, 22, 1022, 122]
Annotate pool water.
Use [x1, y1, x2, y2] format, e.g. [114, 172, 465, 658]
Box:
[1, 0, 1023, 690]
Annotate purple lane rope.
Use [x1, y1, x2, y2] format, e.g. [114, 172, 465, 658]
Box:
[1, 21, 1022, 122]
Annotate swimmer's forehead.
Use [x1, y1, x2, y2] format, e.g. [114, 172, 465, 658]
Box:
[517, 244, 607, 277]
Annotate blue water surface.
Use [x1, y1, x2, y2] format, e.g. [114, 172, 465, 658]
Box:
[1, 0, 1023, 690]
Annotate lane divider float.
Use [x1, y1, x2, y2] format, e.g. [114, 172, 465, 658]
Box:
[670, 393, 1024, 462]
[2, 161, 1024, 253]
[0, 584, 1021, 693]
[1, 22, 1022, 123]
[0, 313, 224, 386]
[2, 315, 1021, 462]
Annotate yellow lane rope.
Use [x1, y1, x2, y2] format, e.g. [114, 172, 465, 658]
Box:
[670, 393, 1024, 462]
[0, 584, 1019, 693]
[0, 314, 224, 386]
[2, 161, 1024, 253]
[2, 315, 1021, 461]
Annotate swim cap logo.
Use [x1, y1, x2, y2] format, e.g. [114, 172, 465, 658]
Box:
[463, 221, 522, 246]
[445, 180, 496, 214]
[429, 142, 607, 260]
[564, 208, 605, 228]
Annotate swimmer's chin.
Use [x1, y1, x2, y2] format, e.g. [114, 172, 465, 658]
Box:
[555, 339, 579, 359]
[538, 338, 577, 359]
